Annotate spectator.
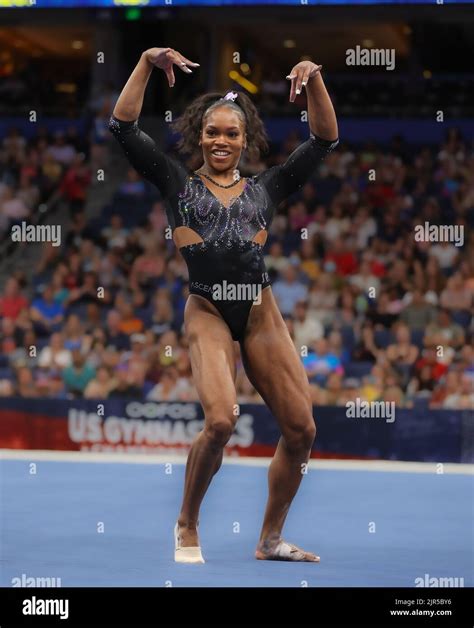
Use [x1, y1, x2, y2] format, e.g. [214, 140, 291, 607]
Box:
[352, 323, 379, 363]
[400, 289, 437, 330]
[84, 366, 115, 399]
[302, 338, 344, 385]
[385, 323, 419, 386]
[104, 310, 130, 351]
[272, 265, 308, 316]
[264, 241, 290, 275]
[424, 309, 465, 349]
[442, 374, 474, 409]
[30, 285, 64, 335]
[292, 300, 324, 353]
[62, 349, 96, 397]
[38, 332, 72, 369]
[440, 273, 472, 313]
[46, 131, 76, 166]
[15, 366, 39, 398]
[0, 278, 28, 320]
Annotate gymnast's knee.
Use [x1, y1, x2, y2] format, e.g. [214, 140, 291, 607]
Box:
[283, 420, 316, 453]
[203, 412, 235, 449]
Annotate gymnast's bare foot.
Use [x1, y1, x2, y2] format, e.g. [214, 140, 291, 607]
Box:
[255, 535, 320, 562]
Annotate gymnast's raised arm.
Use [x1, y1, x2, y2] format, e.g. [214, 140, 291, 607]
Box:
[108, 48, 200, 198]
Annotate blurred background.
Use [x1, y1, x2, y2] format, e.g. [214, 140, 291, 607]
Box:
[0, 1, 472, 459]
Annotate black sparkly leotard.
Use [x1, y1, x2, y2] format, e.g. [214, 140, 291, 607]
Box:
[109, 115, 338, 341]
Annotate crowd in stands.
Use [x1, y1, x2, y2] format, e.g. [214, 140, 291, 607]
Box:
[0, 125, 92, 237]
[0, 121, 473, 409]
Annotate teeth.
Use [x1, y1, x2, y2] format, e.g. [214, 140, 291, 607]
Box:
[213, 151, 229, 156]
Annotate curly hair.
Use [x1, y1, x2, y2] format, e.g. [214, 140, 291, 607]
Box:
[170, 91, 269, 168]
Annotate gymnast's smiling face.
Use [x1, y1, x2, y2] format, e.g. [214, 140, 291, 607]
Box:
[199, 106, 247, 175]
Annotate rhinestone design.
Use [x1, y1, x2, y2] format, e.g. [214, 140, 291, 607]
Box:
[177, 175, 268, 251]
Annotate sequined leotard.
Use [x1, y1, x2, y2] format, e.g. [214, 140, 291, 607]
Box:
[109, 115, 338, 341]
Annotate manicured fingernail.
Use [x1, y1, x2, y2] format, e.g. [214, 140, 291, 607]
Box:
[181, 62, 186, 65]
[302, 81, 307, 86]
[296, 89, 301, 94]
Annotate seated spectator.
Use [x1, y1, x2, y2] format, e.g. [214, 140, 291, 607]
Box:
[104, 310, 130, 351]
[307, 274, 338, 325]
[14, 366, 39, 398]
[62, 349, 96, 397]
[109, 362, 145, 398]
[8, 329, 39, 370]
[292, 300, 324, 353]
[359, 374, 383, 402]
[264, 241, 290, 275]
[0, 278, 29, 321]
[412, 347, 448, 388]
[302, 338, 344, 385]
[38, 331, 72, 368]
[332, 286, 357, 328]
[323, 236, 358, 276]
[327, 330, 351, 367]
[428, 241, 459, 273]
[66, 272, 108, 307]
[150, 290, 174, 337]
[424, 309, 465, 349]
[298, 239, 321, 282]
[30, 285, 64, 335]
[349, 259, 380, 295]
[120, 332, 148, 370]
[84, 366, 116, 399]
[381, 380, 405, 405]
[46, 131, 76, 166]
[116, 301, 144, 336]
[0, 317, 21, 355]
[101, 214, 129, 250]
[385, 323, 419, 386]
[146, 366, 196, 401]
[311, 371, 342, 405]
[1, 185, 30, 222]
[272, 265, 308, 317]
[352, 323, 379, 362]
[442, 373, 474, 409]
[400, 289, 437, 330]
[50, 268, 70, 306]
[117, 168, 146, 197]
[440, 273, 472, 313]
[367, 291, 398, 329]
[62, 313, 88, 351]
[0, 379, 15, 396]
[129, 238, 165, 291]
[429, 371, 461, 408]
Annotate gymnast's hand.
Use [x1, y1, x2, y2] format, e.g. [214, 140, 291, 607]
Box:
[144, 47, 200, 88]
[286, 60, 322, 102]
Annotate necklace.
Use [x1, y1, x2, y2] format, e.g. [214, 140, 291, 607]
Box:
[194, 169, 241, 189]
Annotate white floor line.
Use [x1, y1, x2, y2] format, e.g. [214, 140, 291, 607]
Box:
[0, 449, 472, 475]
